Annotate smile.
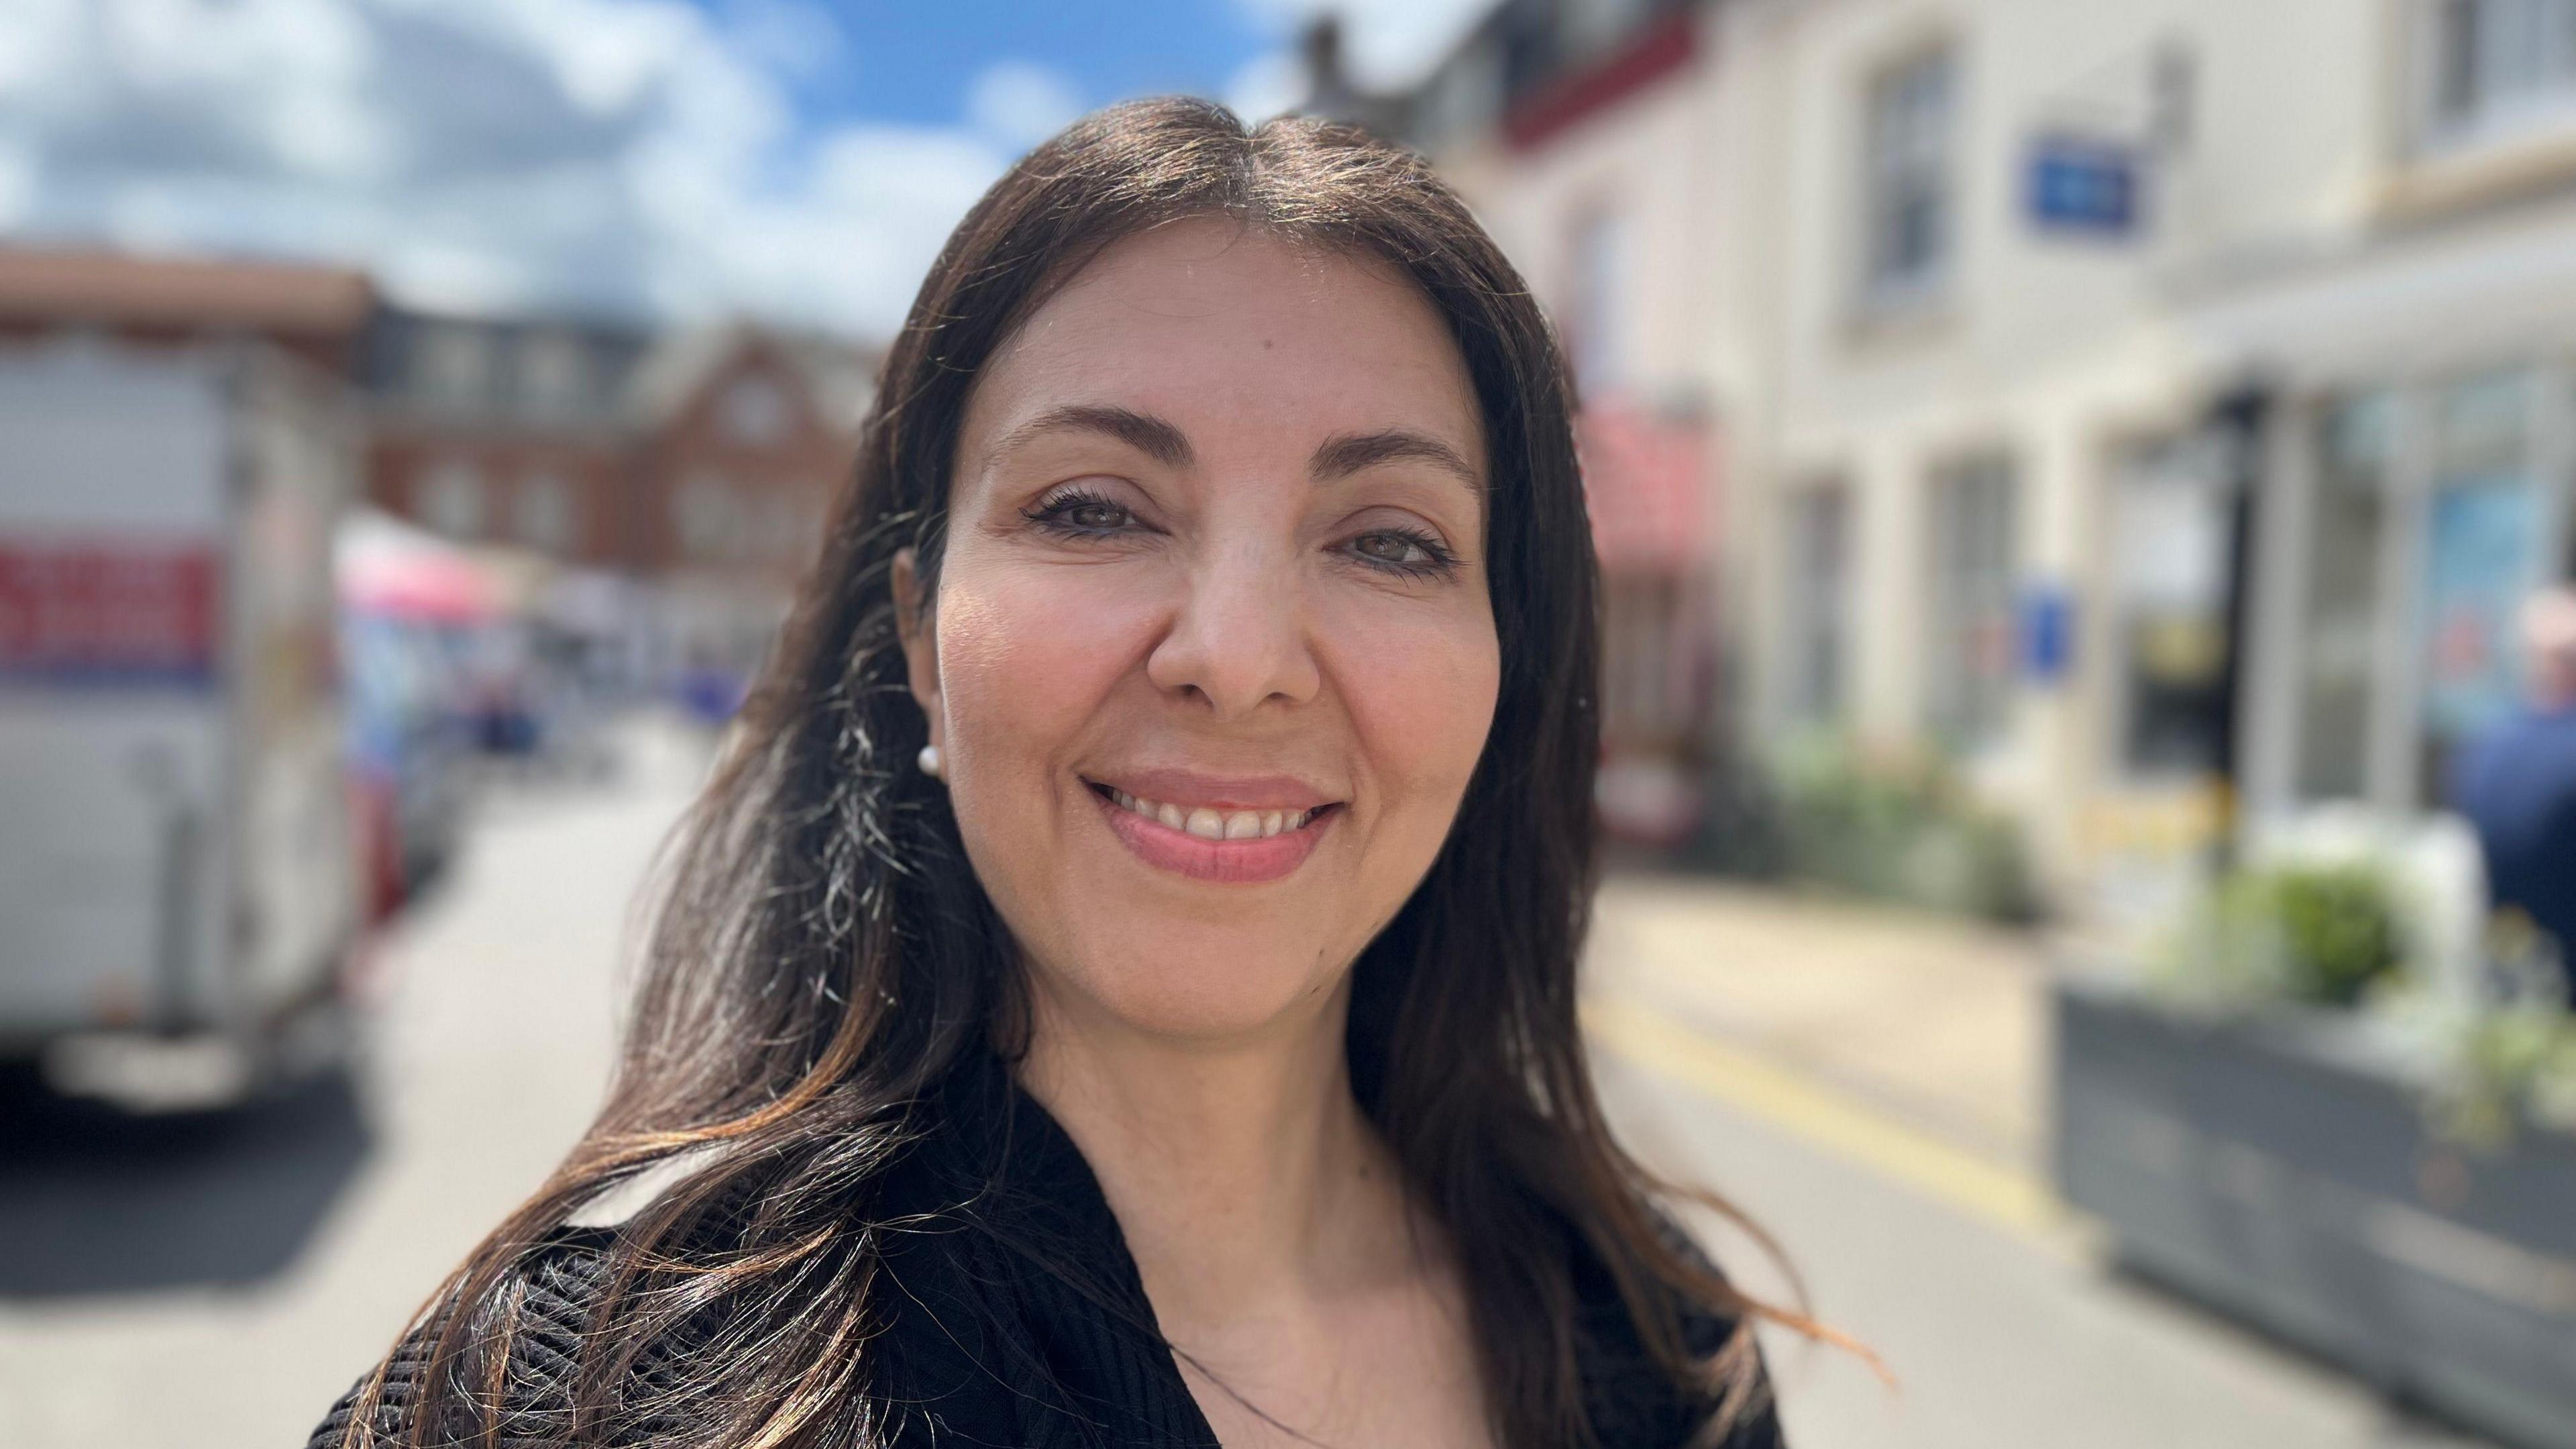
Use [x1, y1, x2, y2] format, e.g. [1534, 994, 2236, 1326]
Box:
[1081, 777, 1344, 884]
[1098, 786, 1321, 840]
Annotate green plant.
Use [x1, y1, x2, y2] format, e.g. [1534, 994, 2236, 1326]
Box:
[1710, 733, 2036, 922]
[2255, 863, 2406, 1006]
[2160, 861, 2408, 1010]
[2157, 851, 2576, 1150]
[2408, 914, 2576, 1148]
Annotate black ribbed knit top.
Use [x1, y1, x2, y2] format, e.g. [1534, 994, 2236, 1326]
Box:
[307, 1053, 1782, 1448]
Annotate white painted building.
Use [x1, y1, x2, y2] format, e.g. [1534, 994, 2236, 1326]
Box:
[1703, 0, 2576, 904]
[1388, 0, 2576, 905]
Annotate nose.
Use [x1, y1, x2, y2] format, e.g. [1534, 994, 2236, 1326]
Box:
[1145, 543, 1322, 720]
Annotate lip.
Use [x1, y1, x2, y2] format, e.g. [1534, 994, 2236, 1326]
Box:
[1085, 777, 1342, 885]
[1082, 767, 1334, 812]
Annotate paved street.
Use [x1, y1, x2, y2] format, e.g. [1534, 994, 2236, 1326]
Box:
[0, 736, 2511, 1448]
[0, 724, 708, 1449]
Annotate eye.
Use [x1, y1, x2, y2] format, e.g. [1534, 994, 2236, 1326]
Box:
[1353, 531, 1430, 565]
[1024, 487, 1142, 537]
[1060, 500, 1132, 531]
[1344, 526, 1460, 578]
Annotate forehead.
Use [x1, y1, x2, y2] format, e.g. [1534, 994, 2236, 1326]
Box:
[959, 218, 1484, 474]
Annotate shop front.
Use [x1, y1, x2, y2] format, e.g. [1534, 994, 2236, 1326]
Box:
[2192, 211, 2576, 831]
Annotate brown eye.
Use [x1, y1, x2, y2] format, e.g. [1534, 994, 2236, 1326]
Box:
[1026, 491, 1141, 536]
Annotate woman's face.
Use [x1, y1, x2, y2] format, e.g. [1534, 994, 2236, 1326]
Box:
[898, 217, 1500, 1044]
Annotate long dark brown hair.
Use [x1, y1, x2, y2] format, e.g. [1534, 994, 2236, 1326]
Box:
[343, 97, 1811, 1449]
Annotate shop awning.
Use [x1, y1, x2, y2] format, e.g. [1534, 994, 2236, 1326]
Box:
[1577, 405, 1713, 574]
[2180, 199, 2576, 388]
[336, 510, 502, 625]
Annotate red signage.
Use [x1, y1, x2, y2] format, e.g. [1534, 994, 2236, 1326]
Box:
[0, 541, 221, 684]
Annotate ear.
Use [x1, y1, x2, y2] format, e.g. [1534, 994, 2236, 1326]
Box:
[891, 548, 943, 740]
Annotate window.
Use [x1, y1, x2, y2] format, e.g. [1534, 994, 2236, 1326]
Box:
[721, 374, 792, 448]
[2427, 0, 2576, 144]
[1862, 46, 1958, 305]
[417, 325, 492, 409]
[419, 459, 486, 539]
[1784, 484, 1851, 725]
[674, 474, 743, 561]
[2294, 396, 2393, 801]
[2420, 370, 2548, 789]
[1564, 203, 1630, 397]
[517, 333, 591, 417]
[1924, 454, 2018, 751]
[1602, 574, 1680, 740]
[749, 494, 805, 563]
[514, 471, 576, 553]
[2274, 368, 2576, 815]
[2111, 438, 2232, 778]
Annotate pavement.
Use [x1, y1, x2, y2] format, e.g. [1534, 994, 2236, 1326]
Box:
[1583, 874, 2498, 1448]
[0, 731, 2513, 1448]
[1587, 875, 2055, 1231]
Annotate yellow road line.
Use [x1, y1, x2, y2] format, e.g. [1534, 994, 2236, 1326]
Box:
[1582, 995, 2082, 1250]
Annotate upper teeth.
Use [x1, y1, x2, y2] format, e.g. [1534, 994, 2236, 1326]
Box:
[1108, 789, 1316, 841]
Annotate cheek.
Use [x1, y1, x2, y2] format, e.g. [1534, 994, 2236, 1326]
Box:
[932, 561, 1148, 765]
[1318, 589, 1500, 817]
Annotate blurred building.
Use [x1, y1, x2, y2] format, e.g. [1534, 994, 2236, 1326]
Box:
[622, 325, 878, 675]
[361, 310, 649, 571]
[1364, 0, 1729, 844]
[1684, 0, 2251, 906]
[1386, 0, 2576, 909]
[359, 309, 876, 685]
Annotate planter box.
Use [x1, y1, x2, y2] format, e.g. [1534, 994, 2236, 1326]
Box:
[2053, 975, 2576, 1449]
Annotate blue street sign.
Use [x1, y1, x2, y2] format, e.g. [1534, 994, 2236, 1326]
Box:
[2019, 584, 2076, 684]
[2027, 134, 2141, 237]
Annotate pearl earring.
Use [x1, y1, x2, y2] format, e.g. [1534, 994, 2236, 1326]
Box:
[916, 744, 943, 780]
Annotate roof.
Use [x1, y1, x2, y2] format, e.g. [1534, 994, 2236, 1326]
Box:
[622, 321, 879, 434]
[1389, 0, 1703, 154]
[0, 245, 375, 338]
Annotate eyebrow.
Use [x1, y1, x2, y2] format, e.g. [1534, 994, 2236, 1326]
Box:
[991, 404, 1481, 496]
[1309, 429, 1483, 494]
[992, 404, 1194, 470]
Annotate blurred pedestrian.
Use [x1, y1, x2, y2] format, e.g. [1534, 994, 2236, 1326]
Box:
[311, 100, 1811, 1449]
[2451, 586, 2576, 994]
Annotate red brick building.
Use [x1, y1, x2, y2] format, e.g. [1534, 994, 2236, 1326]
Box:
[359, 309, 871, 588]
[360, 309, 651, 569]
[358, 307, 875, 680]
[622, 325, 871, 586]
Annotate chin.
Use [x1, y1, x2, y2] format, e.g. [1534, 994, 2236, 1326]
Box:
[1042, 929, 1350, 1043]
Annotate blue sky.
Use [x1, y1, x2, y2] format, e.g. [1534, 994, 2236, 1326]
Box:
[0, 0, 1490, 336]
[694, 0, 1273, 133]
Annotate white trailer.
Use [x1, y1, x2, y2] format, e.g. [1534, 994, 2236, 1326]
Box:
[0, 338, 361, 1108]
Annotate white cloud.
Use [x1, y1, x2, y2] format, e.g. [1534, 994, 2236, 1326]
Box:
[1224, 50, 1308, 125]
[0, 2, 81, 99]
[0, 0, 1005, 336]
[966, 60, 1086, 152]
[712, 0, 851, 87]
[396, 0, 701, 118]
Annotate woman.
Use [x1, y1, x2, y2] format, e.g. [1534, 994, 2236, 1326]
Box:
[315, 98, 1803, 1449]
